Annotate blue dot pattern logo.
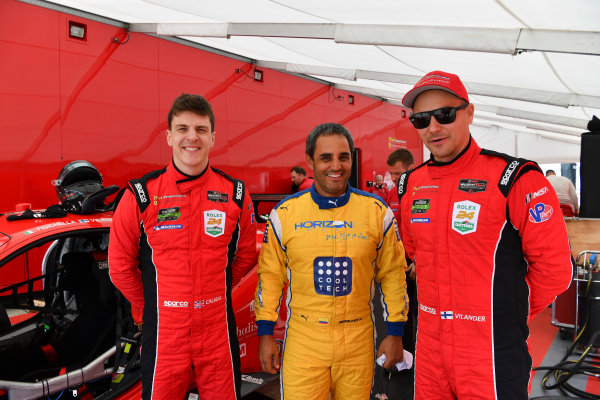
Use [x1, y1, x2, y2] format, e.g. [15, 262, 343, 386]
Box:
[313, 257, 352, 296]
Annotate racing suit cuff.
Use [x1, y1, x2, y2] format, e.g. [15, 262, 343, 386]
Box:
[385, 321, 405, 336]
[256, 320, 276, 336]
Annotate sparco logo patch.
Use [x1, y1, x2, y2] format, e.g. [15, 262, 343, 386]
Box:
[397, 174, 407, 195]
[458, 179, 488, 193]
[314, 257, 352, 296]
[204, 210, 226, 237]
[134, 183, 147, 203]
[164, 300, 188, 308]
[452, 200, 481, 235]
[235, 182, 243, 201]
[500, 161, 519, 186]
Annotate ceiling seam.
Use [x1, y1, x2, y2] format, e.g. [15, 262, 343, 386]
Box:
[267, 0, 337, 22]
[496, 0, 578, 103]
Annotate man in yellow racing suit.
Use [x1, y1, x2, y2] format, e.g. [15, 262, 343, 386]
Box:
[254, 123, 408, 400]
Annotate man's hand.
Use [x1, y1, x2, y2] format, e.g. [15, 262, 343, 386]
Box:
[258, 335, 280, 374]
[377, 335, 404, 369]
[406, 263, 416, 280]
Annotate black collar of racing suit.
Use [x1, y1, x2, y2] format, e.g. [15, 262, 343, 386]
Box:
[172, 159, 209, 183]
[428, 135, 472, 167]
[309, 183, 351, 209]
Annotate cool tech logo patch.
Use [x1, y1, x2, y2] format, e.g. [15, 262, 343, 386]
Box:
[314, 257, 352, 296]
[452, 200, 481, 235]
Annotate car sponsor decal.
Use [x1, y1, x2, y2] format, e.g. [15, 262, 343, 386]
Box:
[452, 200, 481, 235]
[204, 209, 226, 237]
[528, 203, 553, 223]
[410, 218, 430, 223]
[314, 256, 352, 296]
[458, 179, 487, 193]
[157, 207, 181, 223]
[207, 190, 228, 203]
[525, 187, 549, 204]
[153, 224, 182, 231]
[411, 199, 430, 214]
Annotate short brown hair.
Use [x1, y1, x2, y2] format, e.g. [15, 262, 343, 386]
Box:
[387, 148, 414, 168]
[168, 93, 215, 131]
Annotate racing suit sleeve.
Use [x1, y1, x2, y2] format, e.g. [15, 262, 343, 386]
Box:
[508, 169, 573, 319]
[108, 189, 145, 310]
[254, 208, 288, 336]
[231, 190, 258, 286]
[399, 190, 416, 261]
[374, 207, 409, 336]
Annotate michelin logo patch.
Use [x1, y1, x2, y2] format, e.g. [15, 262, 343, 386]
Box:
[314, 257, 352, 296]
[204, 210, 226, 237]
[452, 200, 481, 235]
[153, 224, 182, 231]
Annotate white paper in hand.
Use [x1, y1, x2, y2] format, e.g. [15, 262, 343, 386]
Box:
[376, 350, 414, 372]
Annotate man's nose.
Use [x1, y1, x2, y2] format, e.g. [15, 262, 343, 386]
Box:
[428, 116, 443, 132]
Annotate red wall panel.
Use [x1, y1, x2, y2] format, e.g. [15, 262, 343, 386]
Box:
[0, 0, 421, 212]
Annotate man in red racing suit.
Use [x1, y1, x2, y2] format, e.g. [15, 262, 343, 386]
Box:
[398, 71, 573, 399]
[109, 94, 257, 399]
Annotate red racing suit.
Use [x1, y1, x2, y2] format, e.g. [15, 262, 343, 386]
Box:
[109, 162, 257, 400]
[398, 138, 573, 399]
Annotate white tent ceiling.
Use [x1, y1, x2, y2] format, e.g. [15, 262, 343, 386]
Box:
[42, 0, 600, 163]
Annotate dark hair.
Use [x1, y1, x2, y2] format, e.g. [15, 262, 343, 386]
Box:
[305, 123, 354, 158]
[387, 148, 414, 167]
[290, 166, 306, 175]
[168, 93, 215, 131]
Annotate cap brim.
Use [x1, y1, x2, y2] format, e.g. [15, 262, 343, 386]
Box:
[402, 85, 463, 108]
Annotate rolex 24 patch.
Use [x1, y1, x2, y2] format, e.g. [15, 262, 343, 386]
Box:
[204, 210, 226, 237]
[452, 200, 481, 235]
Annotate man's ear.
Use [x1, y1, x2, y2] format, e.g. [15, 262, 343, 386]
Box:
[306, 154, 314, 170]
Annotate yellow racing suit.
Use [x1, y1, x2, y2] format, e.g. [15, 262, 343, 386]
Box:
[255, 185, 408, 400]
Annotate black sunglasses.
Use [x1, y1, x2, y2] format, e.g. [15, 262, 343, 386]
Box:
[409, 103, 469, 129]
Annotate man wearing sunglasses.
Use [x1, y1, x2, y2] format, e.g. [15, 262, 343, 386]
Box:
[396, 71, 573, 399]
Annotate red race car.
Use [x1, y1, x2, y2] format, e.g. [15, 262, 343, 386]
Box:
[0, 187, 286, 399]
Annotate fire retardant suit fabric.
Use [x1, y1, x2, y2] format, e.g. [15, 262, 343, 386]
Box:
[109, 162, 257, 400]
[397, 138, 573, 400]
[254, 185, 408, 400]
